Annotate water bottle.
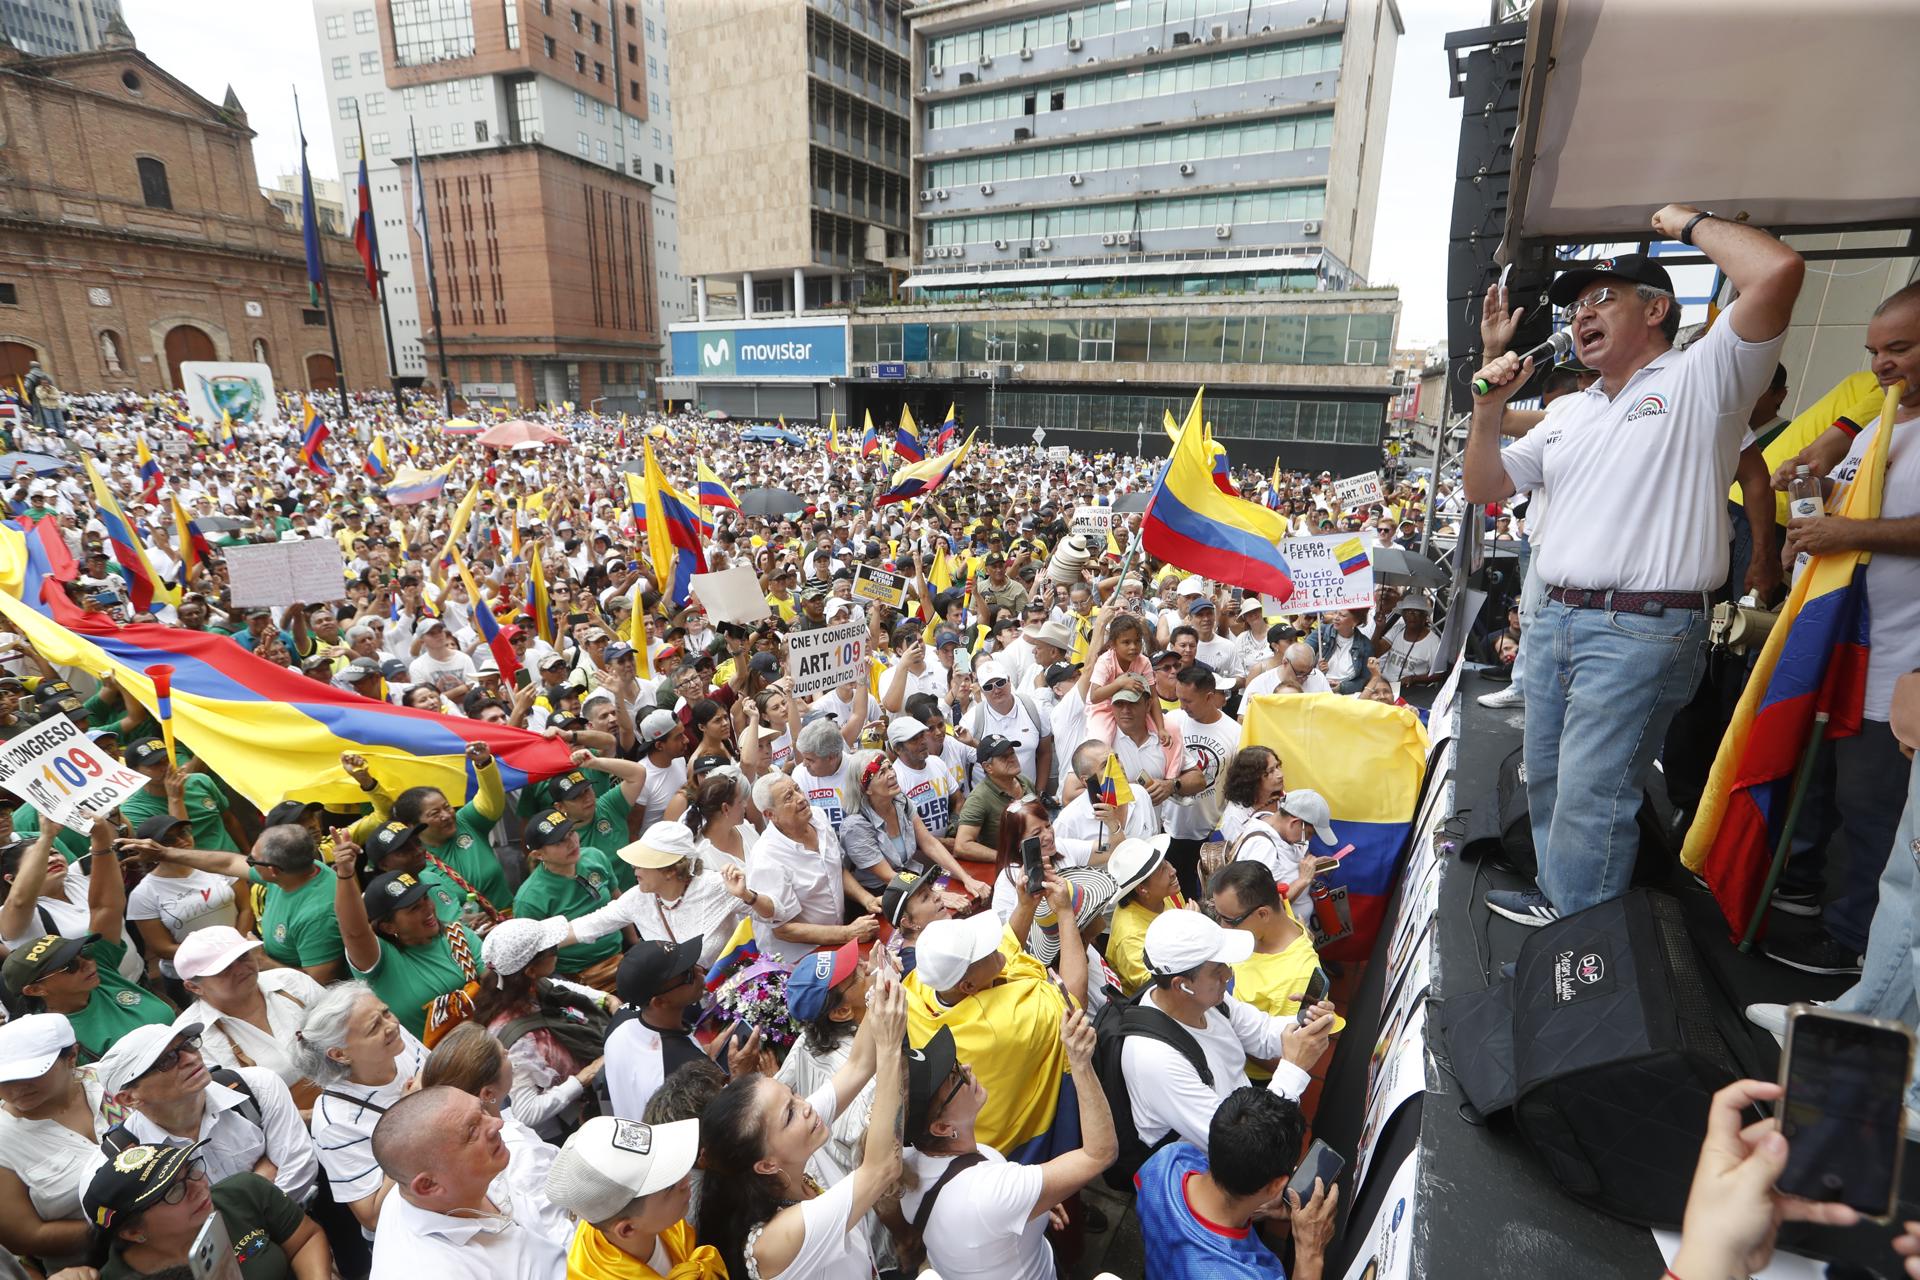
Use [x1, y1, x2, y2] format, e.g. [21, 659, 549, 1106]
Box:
[1788, 465, 1825, 582]
[459, 890, 486, 932]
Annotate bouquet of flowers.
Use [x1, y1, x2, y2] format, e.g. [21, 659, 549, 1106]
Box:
[708, 960, 800, 1052]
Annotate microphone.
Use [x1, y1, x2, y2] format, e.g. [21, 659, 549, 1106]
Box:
[1472, 330, 1571, 396]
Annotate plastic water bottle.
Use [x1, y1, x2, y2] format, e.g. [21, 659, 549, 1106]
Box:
[1788, 465, 1825, 582]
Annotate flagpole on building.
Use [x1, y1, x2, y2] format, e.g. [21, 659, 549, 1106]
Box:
[408, 118, 454, 416]
[353, 101, 402, 403]
[294, 87, 349, 415]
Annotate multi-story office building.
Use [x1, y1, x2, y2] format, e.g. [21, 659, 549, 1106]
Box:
[668, 0, 1403, 471]
[310, 0, 689, 407]
[263, 173, 349, 238]
[0, 0, 122, 56]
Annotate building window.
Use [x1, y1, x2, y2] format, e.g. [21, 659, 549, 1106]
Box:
[303, 309, 327, 326]
[359, 49, 379, 73]
[573, 91, 586, 116]
[447, 81, 462, 105]
[402, 87, 418, 109]
[649, 91, 658, 112]
[0, 284, 19, 306]
[425, 83, 440, 106]
[451, 121, 466, 144]
[428, 124, 443, 148]
[595, 138, 608, 164]
[574, 50, 586, 72]
[593, 61, 604, 83]
[651, 127, 660, 148]
[654, 161, 663, 183]
[627, 41, 636, 63]
[508, 76, 541, 140]
[503, 0, 519, 48]
[345, 135, 362, 160]
[543, 34, 555, 57]
[370, 131, 391, 155]
[325, 13, 346, 38]
[390, 0, 476, 66]
[593, 101, 605, 123]
[570, 9, 582, 32]
[590, 20, 601, 43]
[647, 55, 656, 76]
[576, 131, 590, 157]
[365, 91, 385, 115]
[644, 16, 653, 36]
[331, 55, 352, 79]
[475, 119, 489, 141]
[337, 95, 357, 119]
[354, 8, 375, 33]
[136, 157, 172, 209]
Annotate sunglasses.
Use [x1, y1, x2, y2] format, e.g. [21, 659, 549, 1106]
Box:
[45, 953, 86, 978]
[1207, 901, 1261, 928]
[981, 678, 1008, 692]
[139, 1035, 202, 1081]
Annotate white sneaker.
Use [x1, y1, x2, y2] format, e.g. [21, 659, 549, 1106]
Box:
[1746, 1001, 1828, 1049]
[1478, 684, 1526, 709]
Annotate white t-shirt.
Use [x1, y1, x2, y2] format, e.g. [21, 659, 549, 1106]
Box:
[892, 755, 956, 836]
[1500, 299, 1786, 591]
[1162, 710, 1240, 842]
[749, 1084, 874, 1280]
[408, 650, 477, 693]
[1376, 619, 1442, 681]
[1049, 687, 1089, 799]
[1829, 412, 1920, 720]
[888, 659, 951, 721]
[900, 1143, 1050, 1280]
[1193, 634, 1237, 675]
[1243, 664, 1333, 698]
[1122, 990, 1312, 1150]
[792, 757, 860, 834]
[635, 755, 689, 829]
[125, 868, 238, 940]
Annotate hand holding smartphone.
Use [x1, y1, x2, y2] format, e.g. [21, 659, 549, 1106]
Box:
[1022, 835, 1045, 896]
[1776, 1005, 1914, 1218]
[1285, 1138, 1345, 1206]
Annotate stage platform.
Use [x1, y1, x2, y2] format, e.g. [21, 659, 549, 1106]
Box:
[1307, 662, 1915, 1280]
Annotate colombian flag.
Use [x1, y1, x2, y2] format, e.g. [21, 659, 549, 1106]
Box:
[135, 438, 164, 504]
[623, 471, 648, 526]
[641, 437, 709, 607]
[299, 400, 334, 476]
[217, 411, 238, 453]
[1684, 383, 1904, 941]
[0, 545, 573, 808]
[1241, 693, 1428, 961]
[384, 464, 453, 506]
[895, 406, 925, 463]
[1335, 537, 1370, 575]
[453, 549, 520, 686]
[827, 411, 841, 456]
[82, 459, 177, 613]
[860, 409, 881, 458]
[931, 403, 958, 452]
[169, 495, 208, 586]
[696, 460, 739, 511]
[875, 432, 974, 508]
[364, 436, 392, 480]
[527, 545, 556, 645]
[1141, 390, 1294, 602]
[1093, 749, 1136, 807]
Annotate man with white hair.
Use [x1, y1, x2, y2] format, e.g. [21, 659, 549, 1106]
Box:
[743, 771, 881, 962]
[1242, 642, 1333, 698]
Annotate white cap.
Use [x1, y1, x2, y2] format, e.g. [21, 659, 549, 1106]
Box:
[1144, 910, 1253, 976]
[1176, 575, 1204, 596]
[974, 658, 1008, 685]
[885, 715, 930, 747]
[1237, 597, 1266, 616]
[1280, 789, 1338, 846]
[96, 1022, 205, 1096]
[171, 927, 262, 981]
[0, 1013, 75, 1082]
[545, 1116, 701, 1222]
[481, 916, 571, 977]
[914, 912, 1004, 992]
[637, 708, 678, 746]
[1107, 833, 1171, 899]
[618, 820, 698, 869]
[824, 597, 855, 621]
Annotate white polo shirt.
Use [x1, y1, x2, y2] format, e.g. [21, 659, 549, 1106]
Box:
[369, 1182, 567, 1280]
[747, 808, 849, 963]
[1830, 411, 1920, 721]
[1501, 299, 1785, 591]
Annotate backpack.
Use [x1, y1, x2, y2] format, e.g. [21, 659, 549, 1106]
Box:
[965, 692, 1055, 795]
[1090, 990, 1212, 1191]
[100, 1067, 262, 1158]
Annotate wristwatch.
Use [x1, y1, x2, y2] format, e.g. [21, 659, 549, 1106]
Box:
[1679, 210, 1717, 246]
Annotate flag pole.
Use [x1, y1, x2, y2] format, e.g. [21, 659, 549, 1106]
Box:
[353, 100, 402, 403]
[294, 88, 349, 416]
[409, 118, 454, 417]
[1737, 711, 1830, 952]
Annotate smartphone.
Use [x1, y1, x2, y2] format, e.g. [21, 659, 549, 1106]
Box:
[1021, 835, 1045, 896]
[1297, 968, 1331, 1025]
[1776, 1005, 1914, 1218]
[1284, 1138, 1345, 1205]
[954, 649, 973, 675]
[189, 1210, 242, 1280]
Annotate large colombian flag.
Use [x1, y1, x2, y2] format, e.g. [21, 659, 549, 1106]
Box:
[81, 459, 177, 613]
[1241, 692, 1429, 961]
[640, 437, 708, 608]
[875, 431, 975, 508]
[1141, 389, 1294, 602]
[0, 528, 574, 808]
[1683, 381, 1904, 941]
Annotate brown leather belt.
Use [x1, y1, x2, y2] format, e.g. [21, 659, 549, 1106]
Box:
[1546, 586, 1710, 615]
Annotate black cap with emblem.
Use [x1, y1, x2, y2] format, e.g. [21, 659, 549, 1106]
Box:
[904, 1024, 960, 1146]
[82, 1140, 209, 1233]
[1547, 252, 1676, 307]
[362, 870, 431, 923]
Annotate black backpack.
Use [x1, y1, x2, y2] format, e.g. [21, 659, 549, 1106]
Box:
[1089, 990, 1212, 1190]
[101, 1067, 262, 1158]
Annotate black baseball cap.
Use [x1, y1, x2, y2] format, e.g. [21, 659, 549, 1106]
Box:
[362, 821, 421, 871]
[2, 932, 94, 994]
[616, 939, 701, 1007]
[526, 809, 575, 849]
[904, 1025, 960, 1145]
[264, 800, 320, 829]
[1043, 662, 1080, 687]
[133, 813, 189, 842]
[33, 681, 74, 702]
[362, 870, 431, 923]
[1547, 252, 1676, 307]
[975, 733, 1017, 764]
[548, 770, 594, 802]
[82, 1139, 209, 1233]
[881, 868, 938, 928]
[124, 738, 169, 769]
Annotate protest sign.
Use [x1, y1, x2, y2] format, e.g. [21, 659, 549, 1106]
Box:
[851, 566, 907, 610]
[0, 714, 148, 827]
[689, 567, 772, 625]
[1333, 471, 1386, 509]
[1069, 506, 1114, 539]
[223, 539, 346, 607]
[787, 618, 867, 698]
[1047, 446, 1071, 461]
[1277, 534, 1375, 614]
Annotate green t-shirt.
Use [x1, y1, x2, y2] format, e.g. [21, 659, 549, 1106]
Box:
[414, 864, 469, 925]
[351, 923, 483, 1040]
[251, 863, 344, 970]
[66, 936, 175, 1063]
[577, 786, 637, 893]
[512, 854, 620, 972]
[12, 804, 91, 863]
[120, 773, 235, 853]
[954, 774, 1032, 852]
[418, 804, 510, 912]
[102, 1172, 304, 1280]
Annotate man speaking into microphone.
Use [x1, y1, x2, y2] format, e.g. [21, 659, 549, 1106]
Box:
[1464, 203, 1805, 927]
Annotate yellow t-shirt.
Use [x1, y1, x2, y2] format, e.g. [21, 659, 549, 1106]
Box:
[567, 1217, 721, 1279]
[904, 926, 1072, 1154]
[1104, 900, 1160, 998]
[1229, 916, 1348, 1080]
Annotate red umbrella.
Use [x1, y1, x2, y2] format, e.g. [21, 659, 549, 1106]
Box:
[477, 418, 568, 449]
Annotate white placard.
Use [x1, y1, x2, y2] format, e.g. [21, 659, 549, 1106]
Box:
[1333, 471, 1386, 509]
[1278, 534, 1375, 614]
[688, 567, 772, 625]
[1352, 1000, 1430, 1209]
[1341, 1146, 1420, 1280]
[1047, 446, 1071, 461]
[787, 618, 868, 699]
[1069, 505, 1114, 538]
[0, 714, 149, 827]
[851, 566, 907, 610]
[222, 539, 346, 607]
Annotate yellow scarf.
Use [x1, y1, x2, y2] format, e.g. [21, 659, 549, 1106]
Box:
[567, 1219, 725, 1280]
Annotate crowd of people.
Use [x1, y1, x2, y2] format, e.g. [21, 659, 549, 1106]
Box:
[0, 374, 1462, 1280]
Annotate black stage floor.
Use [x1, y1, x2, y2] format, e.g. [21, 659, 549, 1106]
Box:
[1313, 664, 1910, 1280]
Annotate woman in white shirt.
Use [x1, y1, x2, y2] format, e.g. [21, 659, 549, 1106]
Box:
[562, 820, 750, 968]
[173, 927, 323, 1106]
[123, 813, 242, 979]
[695, 966, 906, 1280]
[685, 769, 758, 869]
[0, 1015, 112, 1272]
[288, 981, 426, 1234]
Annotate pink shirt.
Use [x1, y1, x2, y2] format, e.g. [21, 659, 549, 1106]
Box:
[1086, 648, 1154, 741]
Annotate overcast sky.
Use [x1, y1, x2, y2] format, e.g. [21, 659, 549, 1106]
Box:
[124, 0, 1475, 346]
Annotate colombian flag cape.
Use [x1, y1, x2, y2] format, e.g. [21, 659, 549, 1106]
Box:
[0, 528, 573, 807]
[1241, 693, 1428, 961]
[1684, 383, 1904, 941]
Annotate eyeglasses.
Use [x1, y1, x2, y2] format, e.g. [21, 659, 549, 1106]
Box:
[1207, 901, 1261, 928]
[46, 954, 85, 978]
[139, 1036, 202, 1081]
[931, 1064, 970, 1121]
[160, 1160, 208, 1204]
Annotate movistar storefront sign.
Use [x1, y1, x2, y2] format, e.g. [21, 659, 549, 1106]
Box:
[670, 320, 847, 379]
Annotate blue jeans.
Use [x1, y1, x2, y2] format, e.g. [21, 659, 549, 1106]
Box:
[1508, 550, 1547, 687]
[1522, 596, 1709, 913]
[1829, 754, 1920, 1108]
